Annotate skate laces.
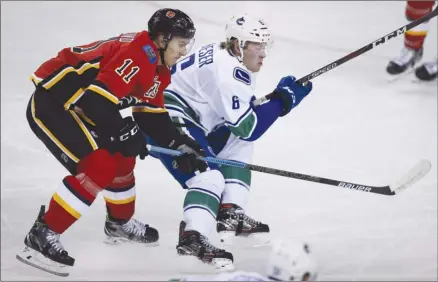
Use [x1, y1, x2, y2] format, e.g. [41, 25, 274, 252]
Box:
[123, 218, 147, 237]
[393, 47, 417, 66]
[200, 235, 222, 252]
[242, 213, 261, 225]
[46, 231, 65, 253]
[234, 208, 260, 225]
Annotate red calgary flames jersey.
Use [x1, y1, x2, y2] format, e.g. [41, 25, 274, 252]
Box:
[31, 31, 170, 113]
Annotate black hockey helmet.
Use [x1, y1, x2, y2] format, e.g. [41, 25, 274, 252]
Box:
[148, 8, 196, 45]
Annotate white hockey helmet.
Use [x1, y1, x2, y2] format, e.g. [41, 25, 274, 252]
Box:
[225, 13, 272, 46]
[265, 239, 318, 281]
[225, 13, 273, 59]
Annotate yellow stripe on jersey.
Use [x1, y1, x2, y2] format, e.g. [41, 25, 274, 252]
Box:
[64, 88, 85, 110]
[132, 106, 167, 113]
[53, 192, 82, 219]
[406, 30, 428, 36]
[30, 73, 43, 85]
[102, 186, 136, 204]
[74, 109, 96, 126]
[69, 111, 98, 150]
[31, 94, 80, 163]
[87, 84, 119, 104]
[103, 195, 136, 205]
[42, 62, 100, 90]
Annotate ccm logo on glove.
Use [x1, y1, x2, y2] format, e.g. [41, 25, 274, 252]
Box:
[119, 124, 139, 141]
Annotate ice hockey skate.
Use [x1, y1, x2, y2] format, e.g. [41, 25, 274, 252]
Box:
[104, 213, 159, 245]
[415, 60, 438, 81]
[176, 221, 234, 270]
[386, 46, 423, 75]
[217, 203, 269, 236]
[216, 203, 270, 247]
[16, 205, 74, 277]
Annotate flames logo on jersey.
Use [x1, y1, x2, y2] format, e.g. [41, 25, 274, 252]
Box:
[144, 76, 161, 98]
[166, 11, 176, 18]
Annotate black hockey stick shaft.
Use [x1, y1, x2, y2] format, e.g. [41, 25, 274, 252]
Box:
[149, 144, 399, 196]
[252, 7, 438, 106]
[245, 163, 395, 196]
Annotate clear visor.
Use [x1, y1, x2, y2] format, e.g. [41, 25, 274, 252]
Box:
[175, 37, 196, 56]
[244, 40, 274, 56]
[184, 38, 196, 55]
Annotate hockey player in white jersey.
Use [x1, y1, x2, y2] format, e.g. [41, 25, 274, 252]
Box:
[170, 240, 318, 281]
[130, 14, 313, 268]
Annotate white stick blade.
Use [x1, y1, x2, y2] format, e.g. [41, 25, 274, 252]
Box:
[390, 159, 432, 194]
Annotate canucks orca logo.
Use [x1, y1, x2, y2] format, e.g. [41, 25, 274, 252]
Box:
[233, 67, 251, 85]
[236, 17, 245, 25]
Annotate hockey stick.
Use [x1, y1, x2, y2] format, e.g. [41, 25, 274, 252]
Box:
[147, 145, 431, 196]
[252, 7, 438, 107]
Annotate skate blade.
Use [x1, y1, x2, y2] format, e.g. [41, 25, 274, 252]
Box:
[175, 254, 234, 274]
[385, 65, 416, 83]
[219, 232, 271, 248]
[211, 257, 235, 272]
[104, 235, 159, 246]
[16, 246, 71, 277]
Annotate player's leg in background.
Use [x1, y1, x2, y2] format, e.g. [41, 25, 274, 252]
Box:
[386, 1, 435, 75]
[208, 127, 270, 237]
[20, 87, 118, 274]
[144, 118, 233, 268]
[146, 118, 223, 237]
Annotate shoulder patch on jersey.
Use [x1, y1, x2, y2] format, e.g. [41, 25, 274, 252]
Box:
[142, 44, 157, 64]
[233, 67, 251, 85]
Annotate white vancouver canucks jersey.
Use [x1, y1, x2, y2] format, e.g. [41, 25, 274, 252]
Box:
[164, 43, 257, 139]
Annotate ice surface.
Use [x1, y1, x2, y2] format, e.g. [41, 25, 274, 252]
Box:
[1, 1, 437, 280]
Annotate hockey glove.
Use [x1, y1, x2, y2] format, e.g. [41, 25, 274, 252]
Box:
[273, 75, 313, 117]
[115, 117, 149, 159]
[170, 135, 208, 174]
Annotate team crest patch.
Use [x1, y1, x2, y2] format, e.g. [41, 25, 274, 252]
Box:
[166, 11, 175, 18]
[233, 67, 251, 85]
[143, 45, 157, 64]
[236, 17, 245, 25]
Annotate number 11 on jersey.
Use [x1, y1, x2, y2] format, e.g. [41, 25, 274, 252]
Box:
[115, 59, 140, 83]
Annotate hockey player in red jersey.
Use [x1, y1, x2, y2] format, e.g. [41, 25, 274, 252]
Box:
[17, 8, 207, 276]
[386, 1, 437, 81]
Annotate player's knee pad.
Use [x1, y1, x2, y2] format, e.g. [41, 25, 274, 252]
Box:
[76, 149, 117, 189]
[186, 169, 225, 198]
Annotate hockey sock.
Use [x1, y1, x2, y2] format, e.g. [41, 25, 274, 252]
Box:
[183, 170, 224, 237]
[220, 166, 251, 210]
[43, 149, 117, 233]
[404, 1, 435, 50]
[103, 153, 136, 221]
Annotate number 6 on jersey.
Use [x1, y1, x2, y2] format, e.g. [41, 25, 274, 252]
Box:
[115, 59, 140, 83]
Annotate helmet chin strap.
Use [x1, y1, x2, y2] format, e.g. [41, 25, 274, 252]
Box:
[159, 35, 172, 66]
[237, 40, 245, 63]
[159, 49, 166, 65]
